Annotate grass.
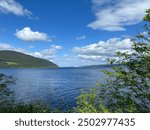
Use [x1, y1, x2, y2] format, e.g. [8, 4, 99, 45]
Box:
[5, 62, 18, 66]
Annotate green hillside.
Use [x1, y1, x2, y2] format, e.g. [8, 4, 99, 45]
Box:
[0, 50, 58, 68]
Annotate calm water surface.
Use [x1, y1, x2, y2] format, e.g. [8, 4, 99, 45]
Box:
[0, 67, 108, 111]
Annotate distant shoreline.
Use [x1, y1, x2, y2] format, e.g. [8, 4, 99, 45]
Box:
[0, 64, 123, 69]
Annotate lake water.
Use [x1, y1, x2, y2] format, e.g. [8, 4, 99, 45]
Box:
[0, 67, 109, 111]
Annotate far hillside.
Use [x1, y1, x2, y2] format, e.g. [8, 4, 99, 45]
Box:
[79, 64, 123, 69]
[0, 50, 58, 68]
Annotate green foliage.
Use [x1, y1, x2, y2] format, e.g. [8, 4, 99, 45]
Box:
[75, 9, 150, 113]
[74, 88, 109, 113]
[5, 62, 18, 66]
[0, 102, 53, 113]
[0, 73, 14, 104]
[0, 50, 58, 68]
[144, 9, 150, 22]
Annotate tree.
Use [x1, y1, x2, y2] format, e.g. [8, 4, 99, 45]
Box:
[0, 73, 15, 112]
[74, 9, 150, 113]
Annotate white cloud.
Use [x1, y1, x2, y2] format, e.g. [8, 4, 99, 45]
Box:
[76, 35, 86, 40]
[15, 27, 51, 42]
[140, 31, 148, 36]
[0, 43, 13, 50]
[140, 31, 150, 43]
[0, 0, 32, 17]
[73, 38, 133, 61]
[31, 45, 63, 60]
[28, 45, 34, 49]
[88, 0, 150, 31]
[0, 38, 133, 67]
[78, 55, 102, 60]
[54, 55, 102, 67]
[0, 43, 63, 62]
[0, 43, 26, 52]
[0, 43, 103, 67]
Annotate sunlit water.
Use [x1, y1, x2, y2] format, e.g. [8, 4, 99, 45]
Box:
[0, 67, 109, 111]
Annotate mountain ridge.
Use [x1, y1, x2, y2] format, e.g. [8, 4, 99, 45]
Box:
[0, 50, 58, 68]
[77, 64, 123, 68]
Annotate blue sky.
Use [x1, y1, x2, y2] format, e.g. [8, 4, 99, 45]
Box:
[0, 0, 150, 67]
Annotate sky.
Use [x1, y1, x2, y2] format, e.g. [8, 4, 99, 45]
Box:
[0, 0, 150, 67]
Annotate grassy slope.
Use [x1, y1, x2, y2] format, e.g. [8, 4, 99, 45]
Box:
[0, 50, 58, 68]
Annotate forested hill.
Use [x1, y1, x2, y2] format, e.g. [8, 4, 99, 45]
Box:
[79, 64, 122, 69]
[0, 50, 58, 68]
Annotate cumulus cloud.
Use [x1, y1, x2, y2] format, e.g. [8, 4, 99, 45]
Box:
[0, 43, 62, 61]
[15, 27, 51, 42]
[76, 35, 86, 40]
[88, 0, 150, 31]
[0, 0, 32, 17]
[0, 43, 102, 67]
[32, 45, 63, 60]
[73, 38, 133, 61]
